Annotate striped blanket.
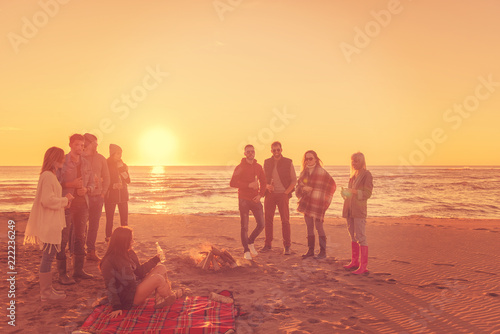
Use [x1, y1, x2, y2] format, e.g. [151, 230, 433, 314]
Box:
[80, 291, 238, 334]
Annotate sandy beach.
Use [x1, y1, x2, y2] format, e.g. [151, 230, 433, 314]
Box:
[1, 212, 499, 333]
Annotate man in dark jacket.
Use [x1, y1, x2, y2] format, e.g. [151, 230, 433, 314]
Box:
[230, 144, 266, 260]
[262, 141, 297, 255]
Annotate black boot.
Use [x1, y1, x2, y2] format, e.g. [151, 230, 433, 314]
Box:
[302, 235, 315, 258]
[73, 255, 94, 279]
[57, 259, 76, 285]
[315, 236, 327, 259]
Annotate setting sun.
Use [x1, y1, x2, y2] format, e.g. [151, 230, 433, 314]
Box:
[139, 128, 177, 166]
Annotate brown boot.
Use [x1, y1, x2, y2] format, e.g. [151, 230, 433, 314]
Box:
[57, 259, 76, 285]
[73, 255, 94, 279]
[86, 250, 101, 262]
[302, 236, 315, 258]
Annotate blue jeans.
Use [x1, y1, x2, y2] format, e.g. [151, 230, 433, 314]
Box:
[57, 199, 89, 260]
[239, 198, 264, 252]
[304, 215, 325, 237]
[86, 195, 104, 251]
[346, 217, 367, 246]
[40, 243, 57, 273]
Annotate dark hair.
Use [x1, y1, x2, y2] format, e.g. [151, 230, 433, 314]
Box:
[69, 134, 84, 145]
[271, 141, 282, 149]
[99, 226, 133, 270]
[41, 147, 65, 174]
[244, 144, 254, 151]
[301, 150, 323, 172]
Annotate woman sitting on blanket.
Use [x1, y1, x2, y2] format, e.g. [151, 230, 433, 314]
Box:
[99, 226, 183, 318]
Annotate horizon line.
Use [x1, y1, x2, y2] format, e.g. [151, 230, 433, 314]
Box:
[2, 164, 499, 168]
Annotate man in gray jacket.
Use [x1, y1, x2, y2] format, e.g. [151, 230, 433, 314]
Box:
[83, 133, 110, 261]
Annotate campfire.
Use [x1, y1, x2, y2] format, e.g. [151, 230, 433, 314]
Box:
[196, 246, 238, 270]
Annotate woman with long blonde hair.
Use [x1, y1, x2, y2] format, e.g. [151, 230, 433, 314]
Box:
[24, 147, 74, 301]
[341, 152, 373, 274]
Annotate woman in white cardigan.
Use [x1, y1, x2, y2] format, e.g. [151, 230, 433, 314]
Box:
[24, 147, 74, 301]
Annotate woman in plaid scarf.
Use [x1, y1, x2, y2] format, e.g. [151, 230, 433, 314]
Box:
[296, 150, 336, 259]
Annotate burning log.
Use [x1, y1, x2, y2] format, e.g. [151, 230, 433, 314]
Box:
[197, 246, 238, 270]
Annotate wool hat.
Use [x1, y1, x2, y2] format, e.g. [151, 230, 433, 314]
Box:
[109, 144, 122, 156]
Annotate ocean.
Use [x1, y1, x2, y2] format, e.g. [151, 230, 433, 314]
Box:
[0, 166, 499, 219]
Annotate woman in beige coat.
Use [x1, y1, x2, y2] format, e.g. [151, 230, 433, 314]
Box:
[24, 147, 74, 301]
[341, 152, 373, 274]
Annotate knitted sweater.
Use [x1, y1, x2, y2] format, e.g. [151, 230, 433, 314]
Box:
[24, 171, 68, 250]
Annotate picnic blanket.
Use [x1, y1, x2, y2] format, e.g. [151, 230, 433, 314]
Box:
[80, 291, 238, 334]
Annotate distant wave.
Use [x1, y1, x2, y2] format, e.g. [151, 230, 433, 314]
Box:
[2, 165, 499, 219]
[0, 196, 34, 203]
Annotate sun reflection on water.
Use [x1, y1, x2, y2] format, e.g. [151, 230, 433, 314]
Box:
[151, 166, 165, 175]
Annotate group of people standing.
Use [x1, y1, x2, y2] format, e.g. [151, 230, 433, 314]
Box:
[230, 141, 373, 275]
[24, 133, 131, 301]
[23, 136, 372, 308]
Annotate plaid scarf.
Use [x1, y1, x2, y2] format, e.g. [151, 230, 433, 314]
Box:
[296, 165, 336, 221]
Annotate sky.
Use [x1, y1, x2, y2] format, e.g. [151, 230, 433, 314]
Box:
[1, 0, 500, 167]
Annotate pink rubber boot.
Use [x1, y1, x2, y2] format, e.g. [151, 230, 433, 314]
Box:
[343, 242, 360, 269]
[353, 245, 368, 274]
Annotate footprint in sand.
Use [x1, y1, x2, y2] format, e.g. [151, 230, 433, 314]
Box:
[433, 263, 455, 267]
[392, 260, 411, 264]
[340, 316, 358, 327]
[374, 272, 392, 276]
[446, 278, 469, 282]
[485, 292, 499, 297]
[475, 270, 497, 276]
